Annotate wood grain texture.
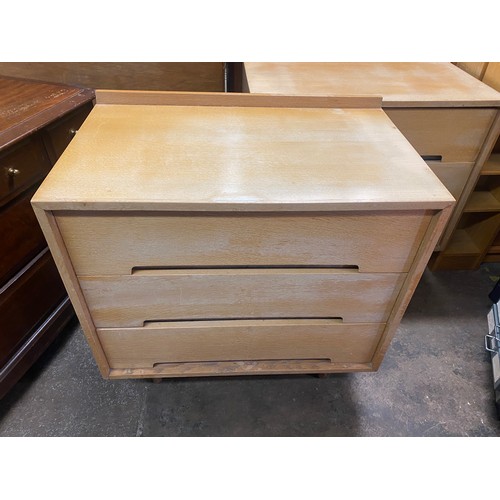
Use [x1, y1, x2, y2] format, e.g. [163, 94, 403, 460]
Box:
[0, 75, 94, 151]
[0, 297, 74, 399]
[31, 97, 456, 378]
[455, 62, 489, 80]
[0, 62, 225, 92]
[41, 103, 93, 164]
[55, 211, 432, 274]
[243, 63, 500, 107]
[32, 103, 454, 212]
[32, 207, 110, 377]
[95, 90, 382, 108]
[0, 135, 51, 208]
[0, 184, 47, 284]
[97, 320, 385, 369]
[385, 108, 496, 162]
[372, 205, 453, 368]
[0, 249, 66, 368]
[0, 76, 94, 397]
[79, 270, 406, 327]
[108, 359, 374, 379]
[426, 161, 474, 201]
[483, 63, 500, 92]
[438, 111, 500, 249]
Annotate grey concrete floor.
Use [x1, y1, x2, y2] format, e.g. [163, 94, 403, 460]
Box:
[1, 264, 500, 436]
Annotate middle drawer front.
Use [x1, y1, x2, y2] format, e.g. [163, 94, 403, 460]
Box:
[56, 211, 432, 274]
[79, 270, 406, 327]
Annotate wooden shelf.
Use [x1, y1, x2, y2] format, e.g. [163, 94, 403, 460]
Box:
[464, 190, 500, 212]
[442, 229, 481, 256]
[481, 154, 500, 175]
[484, 254, 500, 263]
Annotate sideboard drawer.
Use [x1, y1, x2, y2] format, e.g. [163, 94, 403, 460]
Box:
[42, 103, 94, 163]
[0, 185, 47, 285]
[0, 249, 67, 369]
[56, 211, 432, 274]
[385, 108, 496, 162]
[97, 319, 386, 369]
[0, 136, 51, 207]
[79, 269, 406, 327]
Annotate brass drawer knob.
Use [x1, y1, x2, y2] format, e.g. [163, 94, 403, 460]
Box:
[6, 167, 20, 177]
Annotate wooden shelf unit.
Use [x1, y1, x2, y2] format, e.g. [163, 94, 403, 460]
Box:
[434, 63, 500, 267]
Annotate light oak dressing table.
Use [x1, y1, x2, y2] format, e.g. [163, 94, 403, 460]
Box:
[32, 91, 454, 380]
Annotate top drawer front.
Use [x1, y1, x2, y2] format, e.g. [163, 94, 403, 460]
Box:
[0, 136, 51, 208]
[56, 211, 432, 274]
[385, 108, 497, 162]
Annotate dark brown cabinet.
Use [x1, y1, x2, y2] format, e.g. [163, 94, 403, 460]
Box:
[0, 75, 94, 398]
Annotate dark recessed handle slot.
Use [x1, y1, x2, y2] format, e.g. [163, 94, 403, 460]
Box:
[153, 358, 333, 368]
[144, 317, 344, 327]
[421, 155, 442, 162]
[132, 265, 359, 275]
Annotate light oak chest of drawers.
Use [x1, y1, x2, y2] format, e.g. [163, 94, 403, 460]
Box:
[32, 91, 454, 380]
[242, 62, 500, 268]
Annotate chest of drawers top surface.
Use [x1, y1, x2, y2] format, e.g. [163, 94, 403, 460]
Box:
[243, 63, 500, 107]
[0, 75, 94, 150]
[32, 92, 453, 212]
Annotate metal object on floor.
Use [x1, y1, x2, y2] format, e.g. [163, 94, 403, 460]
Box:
[486, 301, 500, 415]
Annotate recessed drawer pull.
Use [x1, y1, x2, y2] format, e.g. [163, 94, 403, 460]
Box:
[421, 155, 442, 162]
[153, 358, 333, 367]
[143, 317, 344, 327]
[131, 265, 360, 275]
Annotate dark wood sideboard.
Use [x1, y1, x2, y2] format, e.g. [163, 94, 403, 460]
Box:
[0, 75, 94, 399]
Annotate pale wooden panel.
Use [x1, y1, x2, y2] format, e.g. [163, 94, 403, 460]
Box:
[372, 205, 453, 368]
[79, 270, 406, 327]
[31, 104, 454, 212]
[98, 320, 385, 368]
[426, 161, 474, 249]
[0, 62, 225, 91]
[95, 90, 382, 108]
[483, 63, 500, 92]
[108, 359, 374, 379]
[426, 161, 474, 200]
[243, 62, 500, 107]
[385, 108, 496, 162]
[437, 111, 500, 249]
[32, 207, 110, 377]
[455, 62, 488, 80]
[56, 211, 432, 274]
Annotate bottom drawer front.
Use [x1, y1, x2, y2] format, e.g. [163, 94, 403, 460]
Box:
[97, 320, 385, 369]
